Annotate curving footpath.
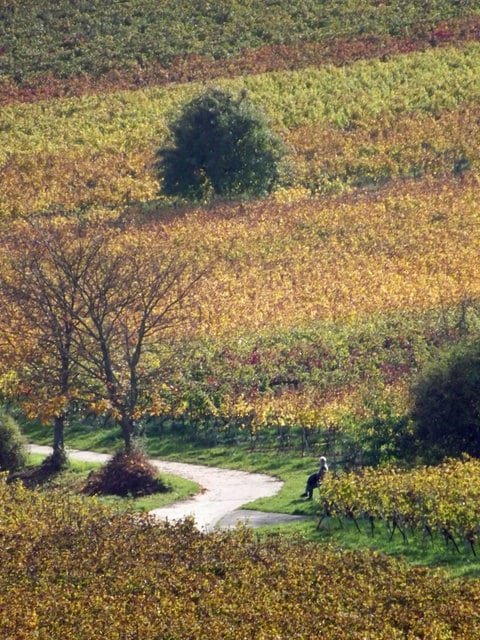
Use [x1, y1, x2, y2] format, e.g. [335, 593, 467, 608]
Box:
[28, 445, 310, 532]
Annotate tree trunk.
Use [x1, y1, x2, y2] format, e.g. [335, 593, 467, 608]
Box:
[53, 414, 65, 453]
[45, 414, 68, 470]
[120, 414, 133, 452]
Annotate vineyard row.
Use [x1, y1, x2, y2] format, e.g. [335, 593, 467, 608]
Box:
[320, 457, 480, 554]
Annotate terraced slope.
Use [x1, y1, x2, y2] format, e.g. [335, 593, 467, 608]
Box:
[1, 0, 479, 450]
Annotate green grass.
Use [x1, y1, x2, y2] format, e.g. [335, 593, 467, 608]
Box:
[24, 417, 124, 452]
[23, 418, 330, 518]
[26, 451, 200, 513]
[95, 478, 199, 513]
[261, 513, 480, 580]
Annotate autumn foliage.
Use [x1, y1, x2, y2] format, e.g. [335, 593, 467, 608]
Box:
[320, 457, 480, 554]
[2, 0, 480, 633]
[2, 477, 480, 639]
[0, 218, 206, 453]
[82, 448, 169, 497]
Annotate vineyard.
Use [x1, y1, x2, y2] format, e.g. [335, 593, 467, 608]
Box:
[320, 457, 480, 554]
[0, 1, 479, 448]
[3, 476, 480, 640]
[2, 0, 480, 635]
[0, 2, 479, 450]
[3, 42, 480, 216]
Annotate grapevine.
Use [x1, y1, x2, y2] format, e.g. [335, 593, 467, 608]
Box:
[320, 457, 480, 553]
[2, 477, 480, 639]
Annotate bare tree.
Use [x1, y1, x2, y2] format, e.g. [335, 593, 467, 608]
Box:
[0, 218, 104, 466]
[0, 218, 206, 456]
[70, 224, 206, 451]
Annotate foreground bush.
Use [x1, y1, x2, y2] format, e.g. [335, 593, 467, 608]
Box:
[1, 477, 480, 639]
[0, 411, 27, 472]
[83, 448, 169, 497]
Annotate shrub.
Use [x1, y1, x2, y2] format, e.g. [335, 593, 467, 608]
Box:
[3, 482, 480, 639]
[411, 341, 480, 461]
[0, 411, 27, 472]
[83, 447, 169, 497]
[40, 447, 68, 472]
[158, 88, 285, 201]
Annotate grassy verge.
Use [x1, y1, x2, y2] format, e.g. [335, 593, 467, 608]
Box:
[258, 513, 480, 580]
[22, 419, 329, 518]
[25, 423, 320, 507]
[26, 452, 200, 513]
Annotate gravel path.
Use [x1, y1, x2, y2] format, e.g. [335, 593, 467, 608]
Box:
[28, 445, 310, 532]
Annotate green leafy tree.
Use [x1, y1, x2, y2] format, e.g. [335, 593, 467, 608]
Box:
[158, 88, 285, 201]
[412, 341, 480, 461]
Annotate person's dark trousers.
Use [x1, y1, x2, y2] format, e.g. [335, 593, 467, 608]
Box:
[301, 472, 319, 499]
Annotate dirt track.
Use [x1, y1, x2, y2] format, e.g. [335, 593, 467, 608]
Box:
[28, 445, 310, 532]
